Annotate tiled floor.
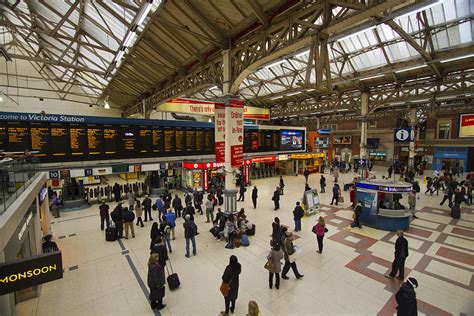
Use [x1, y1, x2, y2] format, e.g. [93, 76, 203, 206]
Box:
[16, 168, 474, 315]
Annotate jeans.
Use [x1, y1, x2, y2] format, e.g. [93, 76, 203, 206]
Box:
[185, 236, 196, 256]
[164, 233, 172, 252]
[269, 272, 280, 289]
[282, 260, 301, 277]
[205, 208, 214, 222]
[100, 215, 110, 231]
[317, 235, 324, 252]
[294, 220, 301, 232]
[144, 207, 153, 221]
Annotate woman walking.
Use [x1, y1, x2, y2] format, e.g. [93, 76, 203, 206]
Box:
[135, 199, 144, 227]
[312, 216, 328, 253]
[150, 222, 161, 250]
[147, 253, 166, 310]
[267, 243, 283, 289]
[221, 255, 241, 315]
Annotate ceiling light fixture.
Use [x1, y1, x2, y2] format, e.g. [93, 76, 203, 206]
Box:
[440, 53, 474, 63]
[104, 96, 110, 109]
[396, 0, 442, 20]
[123, 32, 137, 48]
[115, 50, 125, 62]
[394, 65, 426, 73]
[286, 91, 301, 96]
[136, 1, 154, 27]
[209, 85, 219, 90]
[361, 74, 385, 80]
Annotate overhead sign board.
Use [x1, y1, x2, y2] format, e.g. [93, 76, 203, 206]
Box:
[459, 114, 474, 138]
[0, 251, 63, 295]
[394, 128, 415, 142]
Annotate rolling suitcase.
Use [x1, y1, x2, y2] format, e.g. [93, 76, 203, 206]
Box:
[450, 205, 460, 219]
[105, 226, 118, 241]
[166, 260, 180, 290]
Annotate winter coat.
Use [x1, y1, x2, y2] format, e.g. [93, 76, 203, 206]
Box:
[99, 204, 109, 217]
[272, 190, 280, 202]
[395, 283, 417, 316]
[147, 263, 165, 301]
[172, 197, 183, 210]
[293, 206, 304, 220]
[395, 236, 409, 259]
[282, 235, 295, 262]
[252, 188, 258, 199]
[271, 222, 281, 242]
[123, 209, 135, 223]
[151, 243, 168, 267]
[183, 219, 196, 239]
[165, 212, 176, 228]
[267, 249, 284, 273]
[135, 205, 143, 218]
[222, 263, 241, 300]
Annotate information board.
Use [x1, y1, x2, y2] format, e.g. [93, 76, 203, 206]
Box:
[175, 126, 185, 154]
[87, 125, 103, 158]
[7, 121, 30, 152]
[152, 127, 164, 155]
[0, 123, 6, 152]
[69, 124, 87, 159]
[30, 122, 50, 157]
[280, 130, 304, 151]
[164, 126, 175, 154]
[50, 123, 69, 159]
[195, 128, 204, 154]
[138, 126, 152, 156]
[121, 125, 138, 157]
[103, 125, 119, 157]
[185, 127, 195, 153]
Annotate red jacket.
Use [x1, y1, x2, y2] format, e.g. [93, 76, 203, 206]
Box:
[350, 189, 356, 203]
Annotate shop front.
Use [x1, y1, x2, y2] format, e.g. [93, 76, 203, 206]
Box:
[182, 162, 225, 191]
[289, 153, 326, 174]
[433, 147, 469, 172]
[249, 155, 278, 179]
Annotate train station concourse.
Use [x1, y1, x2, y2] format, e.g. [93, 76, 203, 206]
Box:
[0, 0, 473, 315]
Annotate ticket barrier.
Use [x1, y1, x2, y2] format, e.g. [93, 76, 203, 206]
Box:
[85, 182, 148, 204]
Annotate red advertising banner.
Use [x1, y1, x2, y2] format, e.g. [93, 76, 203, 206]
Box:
[215, 102, 225, 163]
[227, 99, 244, 167]
[460, 113, 474, 137]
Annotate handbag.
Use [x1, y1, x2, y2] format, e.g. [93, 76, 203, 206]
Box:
[220, 281, 230, 296]
[338, 196, 345, 203]
[264, 258, 275, 272]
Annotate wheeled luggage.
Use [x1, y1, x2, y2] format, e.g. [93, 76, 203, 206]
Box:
[450, 205, 461, 219]
[166, 260, 180, 290]
[105, 227, 118, 241]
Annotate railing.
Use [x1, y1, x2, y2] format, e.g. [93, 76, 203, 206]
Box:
[0, 156, 39, 215]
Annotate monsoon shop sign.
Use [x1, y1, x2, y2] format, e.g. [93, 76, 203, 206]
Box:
[0, 251, 63, 295]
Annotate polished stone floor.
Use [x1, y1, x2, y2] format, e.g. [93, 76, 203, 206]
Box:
[16, 167, 474, 315]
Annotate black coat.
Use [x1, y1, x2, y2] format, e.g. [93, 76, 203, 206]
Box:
[272, 222, 281, 241]
[222, 264, 241, 300]
[395, 283, 417, 316]
[252, 188, 258, 199]
[293, 206, 304, 220]
[147, 263, 165, 301]
[395, 236, 409, 259]
[151, 244, 168, 267]
[272, 191, 280, 202]
[239, 184, 246, 195]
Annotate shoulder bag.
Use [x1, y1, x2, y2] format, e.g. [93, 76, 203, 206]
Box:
[220, 274, 234, 296]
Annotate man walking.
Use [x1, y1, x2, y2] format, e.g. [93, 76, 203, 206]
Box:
[251, 186, 258, 209]
[408, 190, 417, 219]
[303, 169, 310, 183]
[99, 200, 110, 231]
[183, 214, 197, 258]
[320, 175, 326, 193]
[330, 183, 341, 206]
[293, 202, 304, 232]
[385, 230, 409, 280]
[272, 187, 280, 210]
[237, 182, 246, 201]
[143, 194, 153, 222]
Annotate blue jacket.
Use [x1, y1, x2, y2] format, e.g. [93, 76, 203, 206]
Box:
[165, 212, 176, 227]
[155, 198, 165, 211]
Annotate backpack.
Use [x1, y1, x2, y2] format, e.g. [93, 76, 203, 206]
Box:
[192, 222, 198, 235]
[241, 234, 249, 246]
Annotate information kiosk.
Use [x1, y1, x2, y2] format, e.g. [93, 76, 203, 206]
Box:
[355, 180, 412, 231]
[302, 189, 320, 216]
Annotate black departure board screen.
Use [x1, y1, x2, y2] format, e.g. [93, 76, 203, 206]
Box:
[103, 125, 119, 157]
[251, 131, 259, 151]
[175, 126, 185, 154]
[139, 126, 152, 156]
[152, 127, 164, 155]
[30, 122, 50, 158]
[272, 130, 279, 151]
[244, 130, 251, 152]
[69, 124, 87, 159]
[195, 128, 205, 154]
[163, 126, 175, 154]
[0, 123, 6, 152]
[6, 122, 30, 152]
[50, 123, 69, 159]
[87, 125, 103, 158]
[204, 128, 214, 154]
[121, 125, 138, 157]
[185, 127, 195, 153]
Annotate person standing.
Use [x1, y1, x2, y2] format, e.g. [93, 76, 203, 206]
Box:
[385, 230, 409, 280]
[320, 175, 326, 193]
[388, 165, 393, 179]
[111, 202, 124, 239]
[281, 229, 303, 280]
[147, 253, 166, 310]
[221, 255, 241, 315]
[395, 278, 418, 316]
[143, 195, 153, 222]
[349, 187, 356, 209]
[271, 217, 282, 246]
[149, 222, 161, 250]
[237, 182, 246, 201]
[151, 235, 169, 267]
[352, 201, 362, 228]
[135, 199, 144, 227]
[183, 214, 197, 258]
[99, 200, 110, 231]
[333, 168, 339, 183]
[408, 190, 417, 219]
[205, 195, 214, 223]
[272, 187, 280, 210]
[251, 186, 258, 209]
[127, 191, 135, 210]
[293, 202, 304, 232]
[279, 176, 285, 195]
[217, 186, 224, 206]
[42, 234, 59, 253]
[113, 183, 121, 202]
[159, 216, 172, 253]
[303, 169, 310, 183]
[123, 207, 135, 239]
[155, 196, 165, 220]
[266, 243, 283, 289]
[330, 183, 341, 206]
[172, 194, 183, 218]
[312, 217, 328, 253]
[165, 209, 177, 240]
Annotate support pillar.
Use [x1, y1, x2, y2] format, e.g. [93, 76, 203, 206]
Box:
[408, 107, 416, 169]
[222, 50, 238, 212]
[360, 92, 369, 160]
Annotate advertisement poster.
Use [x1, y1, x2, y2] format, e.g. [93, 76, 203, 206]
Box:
[215, 102, 225, 163]
[333, 135, 352, 145]
[227, 99, 244, 167]
[459, 113, 474, 137]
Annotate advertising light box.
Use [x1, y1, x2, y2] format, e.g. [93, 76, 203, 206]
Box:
[459, 114, 474, 138]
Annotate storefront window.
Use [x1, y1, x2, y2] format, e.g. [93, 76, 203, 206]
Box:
[437, 121, 451, 139]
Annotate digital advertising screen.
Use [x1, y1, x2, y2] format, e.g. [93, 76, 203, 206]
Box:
[280, 130, 304, 151]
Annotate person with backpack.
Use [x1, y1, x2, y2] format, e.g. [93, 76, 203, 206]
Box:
[281, 228, 303, 280]
[99, 200, 110, 231]
[251, 186, 258, 209]
[312, 216, 328, 253]
[293, 202, 304, 232]
[123, 207, 135, 239]
[396, 277, 418, 316]
[183, 214, 197, 258]
[147, 253, 166, 310]
[42, 234, 59, 253]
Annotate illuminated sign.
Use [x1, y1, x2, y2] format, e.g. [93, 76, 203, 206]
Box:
[355, 182, 412, 193]
[290, 153, 325, 159]
[459, 113, 474, 138]
[0, 252, 63, 295]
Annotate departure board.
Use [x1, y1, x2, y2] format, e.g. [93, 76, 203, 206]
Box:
[87, 125, 103, 157]
[69, 124, 87, 158]
[164, 126, 175, 154]
[152, 127, 164, 155]
[30, 122, 50, 157]
[195, 128, 204, 154]
[272, 130, 279, 151]
[204, 128, 214, 154]
[0, 123, 6, 152]
[175, 126, 185, 154]
[103, 125, 119, 157]
[244, 130, 251, 152]
[121, 125, 138, 157]
[185, 127, 195, 153]
[251, 131, 259, 151]
[50, 123, 69, 159]
[6, 122, 30, 152]
[139, 126, 152, 155]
